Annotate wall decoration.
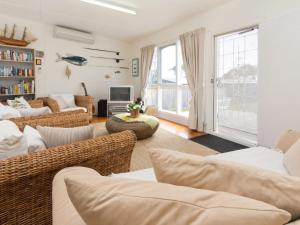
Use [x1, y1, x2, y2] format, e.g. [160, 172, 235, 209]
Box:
[105, 74, 111, 79]
[35, 50, 44, 58]
[65, 66, 71, 79]
[56, 53, 87, 66]
[0, 24, 37, 47]
[132, 58, 139, 77]
[35, 59, 42, 65]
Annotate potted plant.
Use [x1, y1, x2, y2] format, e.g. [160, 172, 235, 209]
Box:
[127, 101, 142, 118]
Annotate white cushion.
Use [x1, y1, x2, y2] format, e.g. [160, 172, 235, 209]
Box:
[17, 107, 52, 117]
[61, 106, 87, 113]
[24, 125, 46, 153]
[284, 139, 300, 177]
[0, 120, 27, 160]
[37, 125, 94, 148]
[50, 94, 76, 110]
[0, 106, 21, 119]
[7, 97, 31, 109]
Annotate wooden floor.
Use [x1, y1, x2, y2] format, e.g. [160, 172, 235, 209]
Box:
[92, 116, 204, 139]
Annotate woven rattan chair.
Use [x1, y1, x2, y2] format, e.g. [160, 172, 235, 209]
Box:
[0, 124, 136, 225]
[38, 95, 94, 121]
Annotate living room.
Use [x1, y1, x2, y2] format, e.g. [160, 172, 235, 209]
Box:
[0, 0, 300, 225]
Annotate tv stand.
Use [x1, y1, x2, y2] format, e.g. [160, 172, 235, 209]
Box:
[107, 102, 128, 117]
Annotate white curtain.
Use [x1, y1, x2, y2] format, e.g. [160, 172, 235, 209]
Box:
[140, 45, 155, 98]
[180, 28, 205, 131]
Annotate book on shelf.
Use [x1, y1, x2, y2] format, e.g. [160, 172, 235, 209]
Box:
[0, 49, 33, 62]
[0, 80, 35, 95]
[0, 65, 34, 77]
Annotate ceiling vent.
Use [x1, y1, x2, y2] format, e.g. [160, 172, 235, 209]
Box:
[54, 25, 95, 44]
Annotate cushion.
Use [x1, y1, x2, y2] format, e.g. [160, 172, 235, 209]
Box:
[17, 106, 52, 117]
[7, 96, 31, 109]
[65, 174, 290, 225]
[52, 167, 99, 225]
[284, 139, 300, 177]
[149, 148, 300, 220]
[0, 105, 21, 119]
[61, 106, 87, 113]
[37, 125, 94, 148]
[0, 120, 27, 159]
[24, 125, 46, 153]
[50, 94, 76, 110]
[276, 130, 300, 153]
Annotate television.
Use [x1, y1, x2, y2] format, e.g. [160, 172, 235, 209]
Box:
[109, 85, 134, 103]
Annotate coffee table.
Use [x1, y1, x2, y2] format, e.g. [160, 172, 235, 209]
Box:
[106, 113, 159, 140]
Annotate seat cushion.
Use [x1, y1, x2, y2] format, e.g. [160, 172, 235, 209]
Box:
[149, 148, 300, 220]
[65, 173, 290, 225]
[62, 106, 87, 113]
[17, 106, 51, 117]
[284, 139, 300, 177]
[0, 105, 21, 119]
[52, 167, 99, 225]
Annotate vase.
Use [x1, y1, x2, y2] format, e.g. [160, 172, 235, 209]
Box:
[130, 109, 140, 118]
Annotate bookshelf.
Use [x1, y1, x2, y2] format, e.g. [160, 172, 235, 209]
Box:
[0, 44, 35, 101]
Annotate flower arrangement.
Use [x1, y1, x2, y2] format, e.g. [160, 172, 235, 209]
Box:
[127, 99, 143, 118]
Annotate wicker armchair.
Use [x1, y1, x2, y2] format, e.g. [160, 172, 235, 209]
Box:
[0, 130, 136, 225]
[38, 95, 94, 121]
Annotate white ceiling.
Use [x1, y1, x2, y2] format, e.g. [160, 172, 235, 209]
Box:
[0, 0, 231, 42]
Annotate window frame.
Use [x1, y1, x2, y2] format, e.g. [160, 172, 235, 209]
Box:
[146, 40, 190, 117]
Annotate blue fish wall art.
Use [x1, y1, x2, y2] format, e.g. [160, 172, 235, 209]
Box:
[56, 53, 87, 66]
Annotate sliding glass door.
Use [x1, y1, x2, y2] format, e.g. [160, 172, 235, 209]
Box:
[214, 27, 258, 142]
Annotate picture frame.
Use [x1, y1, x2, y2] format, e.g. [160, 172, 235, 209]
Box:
[132, 58, 139, 77]
[35, 59, 42, 65]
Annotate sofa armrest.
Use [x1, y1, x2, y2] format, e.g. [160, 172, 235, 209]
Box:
[38, 97, 60, 112]
[28, 99, 44, 108]
[0, 130, 136, 225]
[75, 95, 94, 120]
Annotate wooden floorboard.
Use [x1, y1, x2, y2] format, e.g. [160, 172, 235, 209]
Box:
[92, 116, 205, 139]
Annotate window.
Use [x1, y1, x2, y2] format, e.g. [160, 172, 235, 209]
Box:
[146, 42, 190, 117]
[215, 27, 258, 138]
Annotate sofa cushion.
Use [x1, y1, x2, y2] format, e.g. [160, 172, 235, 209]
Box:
[24, 125, 46, 153]
[149, 148, 300, 220]
[276, 130, 300, 153]
[64, 173, 290, 225]
[284, 139, 300, 177]
[53, 167, 99, 225]
[17, 106, 52, 117]
[0, 105, 21, 119]
[0, 120, 27, 159]
[37, 125, 94, 148]
[50, 94, 76, 110]
[62, 106, 87, 113]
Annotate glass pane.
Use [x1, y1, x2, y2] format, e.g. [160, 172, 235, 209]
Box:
[146, 88, 158, 106]
[161, 45, 176, 84]
[162, 87, 176, 112]
[216, 28, 258, 134]
[178, 85, 191, 117]
[178, 44, 188, 85]
[149, 48, 158, 84]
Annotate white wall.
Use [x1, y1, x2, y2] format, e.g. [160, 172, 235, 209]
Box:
[131, 0, 300, 147]
[0, 14, 133, 113]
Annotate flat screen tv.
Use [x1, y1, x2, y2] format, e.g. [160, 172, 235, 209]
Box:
[109, 85, 134, 103]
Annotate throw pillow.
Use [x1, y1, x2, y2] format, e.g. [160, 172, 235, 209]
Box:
[0, 120, 27, 159]
[37, 125, 94, 148]
[284, 139, 300, 177]
[7, 96, 31, 109]
[50, 94, 76, 110]
[24, 125, 46, 153]
[149, 148, 300, 220]
[276, 130, 300, 153]
[65, 175, 290, 225]
[0, 106, 21, 119]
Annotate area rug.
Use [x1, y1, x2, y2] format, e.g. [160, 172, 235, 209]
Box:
[93, 123, 217, 171]
[191, 134, 248, 153]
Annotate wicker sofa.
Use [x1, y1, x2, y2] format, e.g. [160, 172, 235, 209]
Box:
[0, 116, 136, 225]
[38, 95, 94, 121]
